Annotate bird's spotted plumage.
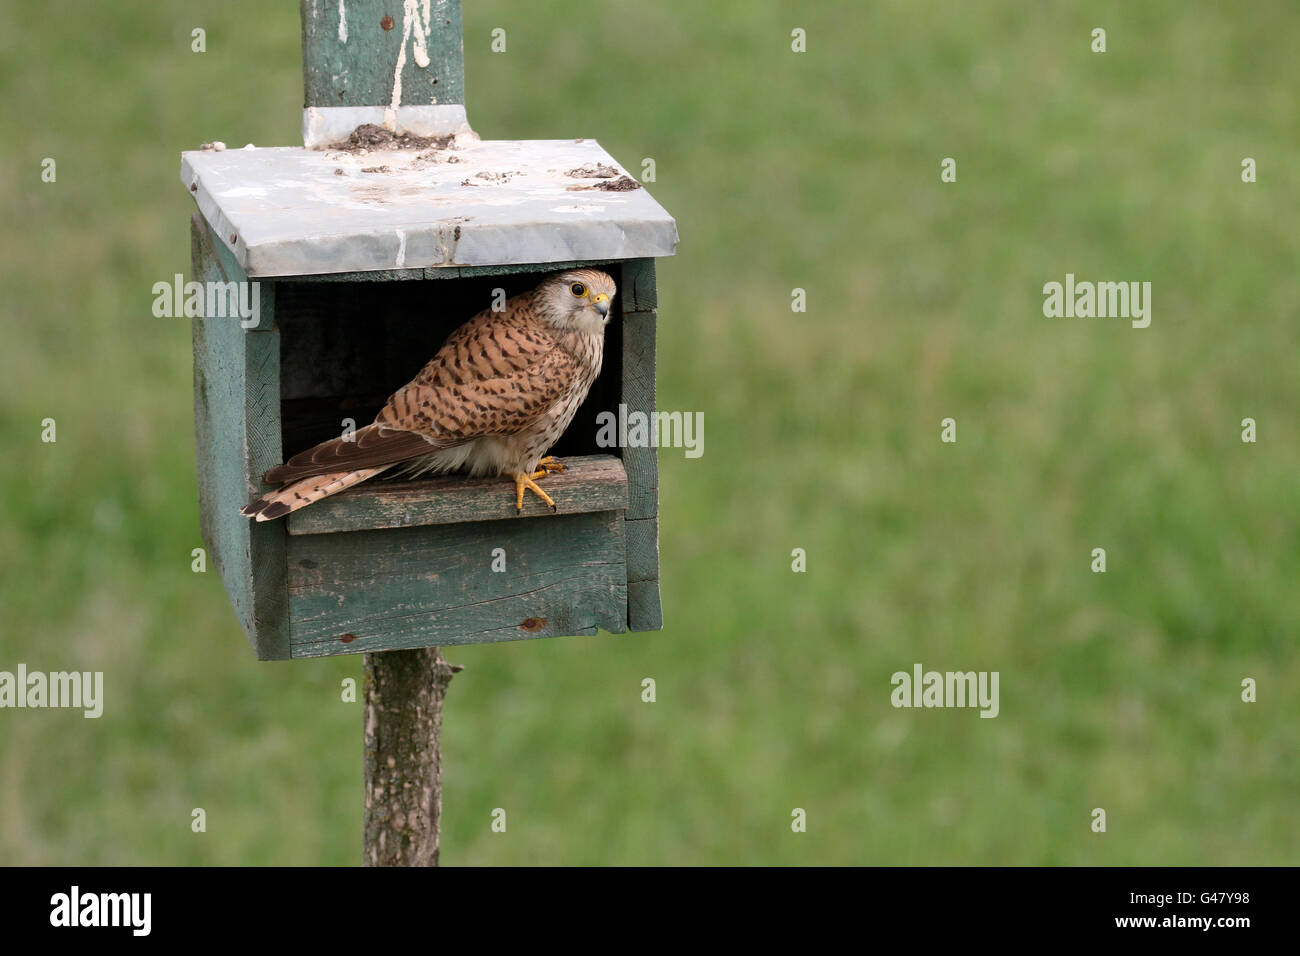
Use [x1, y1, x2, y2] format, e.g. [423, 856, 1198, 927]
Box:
[241, 269, 616, 520]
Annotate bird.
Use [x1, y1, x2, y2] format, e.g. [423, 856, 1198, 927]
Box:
[240, 268, 617, 521]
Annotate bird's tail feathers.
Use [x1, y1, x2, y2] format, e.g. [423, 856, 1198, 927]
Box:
[240, 465, 391, 521]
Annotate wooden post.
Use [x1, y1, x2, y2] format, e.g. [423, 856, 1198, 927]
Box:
[363, 648, 462, 866]
[299, 0, 469, 147]
[299, 2, 472, 867]
[301, 0, 464, 109]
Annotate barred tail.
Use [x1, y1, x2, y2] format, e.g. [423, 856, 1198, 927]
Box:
[240, 465, 392, 521]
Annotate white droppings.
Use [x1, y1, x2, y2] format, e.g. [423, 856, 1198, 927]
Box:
[387, 0, 433, 128]
[414, 0, 432, 68]
[395, 228, 407, 267]
[337, 0, 347, 43]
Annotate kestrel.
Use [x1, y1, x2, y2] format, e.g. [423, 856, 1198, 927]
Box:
[240, 269, 617, 521]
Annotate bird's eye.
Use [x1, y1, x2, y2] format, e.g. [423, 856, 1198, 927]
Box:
[569, 282, 587, 297]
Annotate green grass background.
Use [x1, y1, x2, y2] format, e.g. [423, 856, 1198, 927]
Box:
[0, 0, 1296, 865]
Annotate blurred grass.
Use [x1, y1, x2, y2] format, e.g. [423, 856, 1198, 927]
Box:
[0, 0, 1296, 864]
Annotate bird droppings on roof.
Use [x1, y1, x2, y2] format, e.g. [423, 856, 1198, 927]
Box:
[566, 163, 618, 179]
[567, 175, 641, 192]
[329, 123, 457, 152]
[180, 138, 678, 275]
[474, 170, 521, 184]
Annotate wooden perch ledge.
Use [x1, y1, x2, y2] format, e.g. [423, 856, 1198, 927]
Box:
[284, 454, 628, 536]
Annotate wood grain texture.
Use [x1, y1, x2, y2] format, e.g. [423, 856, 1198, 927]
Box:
[278, 260, 611, 283]
[301, 0, 465, 109]
[430, 261, 597, 281]
[618, 261, 660, 630]
[286, 454, 627, 535]
[627, 579, 663, 632]
[623, 516, 659, 585]
[287, 510, 627, 657]
[620, 307, 659, 522]
[283, 267, 430, 284]
[191, 215, 289, 659]
[621, 258, 658, 313]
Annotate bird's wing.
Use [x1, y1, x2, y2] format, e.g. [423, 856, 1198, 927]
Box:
[264, 306, 576, 484]
[262, 423, 437, 483]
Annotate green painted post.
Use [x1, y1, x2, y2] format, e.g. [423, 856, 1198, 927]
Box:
[301, 0, 464, 108]
[300, 0, 469, 146]
[300, 0, 469, 867]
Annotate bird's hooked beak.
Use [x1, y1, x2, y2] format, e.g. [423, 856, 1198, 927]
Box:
[591, 293, 611, 318]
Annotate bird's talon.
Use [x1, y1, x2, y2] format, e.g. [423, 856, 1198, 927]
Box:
[513, 470, 557, 511]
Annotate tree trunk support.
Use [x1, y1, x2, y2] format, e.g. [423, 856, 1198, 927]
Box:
[363, 647, 462, 866]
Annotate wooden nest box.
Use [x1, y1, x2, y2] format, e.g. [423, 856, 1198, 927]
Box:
[181, 1, 677, 659]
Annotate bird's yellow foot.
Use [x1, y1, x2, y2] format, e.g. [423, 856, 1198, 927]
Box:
[532, 456, 565, 478]
[513, 470, 557, 512]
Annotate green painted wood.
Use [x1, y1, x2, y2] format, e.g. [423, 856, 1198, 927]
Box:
[275, 268, 430, 284]
[191, 216, 290, 659]
[286, 454, 626, 535]
[627, 579, 663, 632]
[623, 516, 659, 585]
[427, 261, 602, 281]
[620, 307, 659, 522]
[192, 223, 661, 652]
[621, 258, 658, 313]
[301, 0, 465, 108]
[188, 4, 668, 656]
[287, 510, 627, 657]
[617, 260, 660, 631]
[277, 260, 627, 284]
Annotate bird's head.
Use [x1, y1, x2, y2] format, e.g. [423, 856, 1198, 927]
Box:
[536, 269, 617, 334]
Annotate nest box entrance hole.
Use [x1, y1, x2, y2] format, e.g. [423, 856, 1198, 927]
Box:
[274, 267, 626, 473]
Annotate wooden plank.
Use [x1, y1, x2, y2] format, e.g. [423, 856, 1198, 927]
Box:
[621, 258, 658, 313]
[287, 511, 628, 657]
[627, 579, 663, 632]
[191, 216, 290, 659]
[617, 260, 660, 628]
[621, 306, 659, 522]
[277, 264, 582, 283]
[275, 268, 430, 284]
[301, 0, 465, 109]
[623, 516, 659, 585]
[428, 260, 612, 281]
[272, 259, 637, 286]
[286, 454, 627, 535]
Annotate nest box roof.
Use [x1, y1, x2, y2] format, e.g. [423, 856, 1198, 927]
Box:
[181, 136, 678, 278]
